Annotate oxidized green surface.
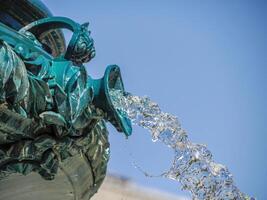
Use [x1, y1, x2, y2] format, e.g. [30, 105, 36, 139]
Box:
[0, 16, 132, 198]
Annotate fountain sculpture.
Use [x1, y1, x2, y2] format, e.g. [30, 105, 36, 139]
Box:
[0, 1, 253, 200]
[0, 1, 131, 199]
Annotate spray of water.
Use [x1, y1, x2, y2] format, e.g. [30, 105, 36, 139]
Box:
[110, 89, 253, 200]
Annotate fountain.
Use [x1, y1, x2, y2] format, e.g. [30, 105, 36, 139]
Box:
[0, 1, 254, 200]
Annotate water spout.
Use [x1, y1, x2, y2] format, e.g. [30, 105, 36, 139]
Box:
[109, 89, 253, 200]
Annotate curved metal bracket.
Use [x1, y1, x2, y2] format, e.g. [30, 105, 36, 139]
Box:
[19, 17, 95, 65]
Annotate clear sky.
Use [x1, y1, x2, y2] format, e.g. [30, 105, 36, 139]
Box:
[44, 0, 266, 199]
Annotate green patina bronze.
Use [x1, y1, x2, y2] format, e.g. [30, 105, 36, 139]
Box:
[0, 1, 132, 199]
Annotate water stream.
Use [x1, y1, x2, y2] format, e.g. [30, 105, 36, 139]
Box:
[110, 89, 253, 200]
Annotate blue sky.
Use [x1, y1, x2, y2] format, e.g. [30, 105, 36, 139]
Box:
[44, 1, 267, 199]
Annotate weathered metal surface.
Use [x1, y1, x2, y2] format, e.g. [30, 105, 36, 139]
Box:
[0, 2, 132, 199]
[0, 154, 95, 200]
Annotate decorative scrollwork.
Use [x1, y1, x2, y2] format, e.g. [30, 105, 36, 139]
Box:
[65, 23, 96, 65]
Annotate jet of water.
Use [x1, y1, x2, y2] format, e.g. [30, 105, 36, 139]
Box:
[109, 89, 254, 200]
